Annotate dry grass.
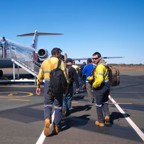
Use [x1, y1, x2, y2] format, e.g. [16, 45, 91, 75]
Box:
[2, 64, 144, 75]
[111, 64, 144, 72]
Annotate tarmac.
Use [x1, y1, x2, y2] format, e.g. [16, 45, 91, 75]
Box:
[0, 72, 144, 144]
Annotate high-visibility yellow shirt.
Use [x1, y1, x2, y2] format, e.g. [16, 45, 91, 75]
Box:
[88, 63, 109, 89]
[72, 65, 79, 74]
[36, 57, 67, 88]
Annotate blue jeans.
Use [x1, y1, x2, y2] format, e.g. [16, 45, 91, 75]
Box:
[63, 84, 73, 112]
[63, 94, 73, 111]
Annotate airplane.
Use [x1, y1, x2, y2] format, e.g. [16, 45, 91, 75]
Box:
[64, 53, 123, 62]
[0, 30, 122, 80]
[71, 57, 123, 62]
[0, 30, 63, 78]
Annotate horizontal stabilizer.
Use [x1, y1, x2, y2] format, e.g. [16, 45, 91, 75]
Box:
[17, 32, 63, 37]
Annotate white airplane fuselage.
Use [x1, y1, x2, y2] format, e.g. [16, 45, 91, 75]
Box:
[0, 31, 63, 71]
[0, 38, 35, 68]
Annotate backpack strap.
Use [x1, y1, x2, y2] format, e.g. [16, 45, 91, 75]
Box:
[57, 60, 61, 69]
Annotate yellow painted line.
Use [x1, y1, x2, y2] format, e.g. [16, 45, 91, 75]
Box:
[0, 85, 44, 88]
[0, 96, 9, 98]
[0, 91, 33, 99]
[8, 99, 30, 102]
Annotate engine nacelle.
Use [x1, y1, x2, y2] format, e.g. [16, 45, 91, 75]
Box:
[37, 48, 49, 61]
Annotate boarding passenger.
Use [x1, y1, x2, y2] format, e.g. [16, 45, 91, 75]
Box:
[80, 62, 86, 74]
[59, 54, 65, 62]
[82, 58, 96, 103]
[72, 60, 79, 74]
[88, 52, 110, 127]
[79, 62, 86, 77]
[79, 62, 86, 85]
[36, 47, 68, 136]
[63, 58, 79, 116]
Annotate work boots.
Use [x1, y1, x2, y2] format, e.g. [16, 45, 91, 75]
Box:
[105, 115, 110, 125]
[95, 116, 110, 127]
[44, 118, 51, 137]
[53, 124, 61, 134]
[95, 121, 105, 127]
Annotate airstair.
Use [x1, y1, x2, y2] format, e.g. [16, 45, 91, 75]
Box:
[10, 58, 40, 82]
[0, 44, 41, 83]
[11, 58, 39, 78]
[0, 58, 41, 83]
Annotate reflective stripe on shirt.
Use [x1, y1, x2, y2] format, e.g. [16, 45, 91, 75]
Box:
[44, 104, 53, 108]
[96, 104, 102, 107]
[54, 106, 62, 109]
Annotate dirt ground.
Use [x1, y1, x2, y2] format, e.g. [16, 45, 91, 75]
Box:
[1, 64, 144, 75]
[112, 64, 144, 73]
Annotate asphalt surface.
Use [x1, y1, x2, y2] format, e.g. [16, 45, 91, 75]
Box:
[0, 73, 144, 144]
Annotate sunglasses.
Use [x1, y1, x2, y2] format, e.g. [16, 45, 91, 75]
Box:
[92, 57, 99, 60]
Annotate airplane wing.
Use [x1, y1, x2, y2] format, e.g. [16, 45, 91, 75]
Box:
[64, 53, 123, 62]
[71, 57, 123, 62]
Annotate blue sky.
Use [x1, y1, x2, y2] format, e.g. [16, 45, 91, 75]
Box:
[0, 0, 144, 64]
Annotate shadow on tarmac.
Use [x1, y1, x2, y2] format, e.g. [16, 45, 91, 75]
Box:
[0, 103, 44, 123]
[110, 112, 130, 125]
[61, 114, 90, 132]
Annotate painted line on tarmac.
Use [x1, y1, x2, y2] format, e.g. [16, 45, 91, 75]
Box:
[0, 85, 44, 88]
[36, 95, 143, 144]
[8, 98, 30, 102]
[36, 131, 45, 144]
[0, 91, 33, 102]
[109, 95, 144, 142]
[112, 92, 144, 94]
[36, 111, 55, 144]
[0, 91, 33, 98]
[109, 102, 132, 105]
[0, 85, 36, 88]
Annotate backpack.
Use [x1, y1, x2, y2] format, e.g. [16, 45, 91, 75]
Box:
[49, 60, 68, 95]
[107, 65, 120, 86]
[68, 67, 74, 84]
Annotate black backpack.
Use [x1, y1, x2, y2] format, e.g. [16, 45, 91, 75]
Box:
[49, 60, 68, 95]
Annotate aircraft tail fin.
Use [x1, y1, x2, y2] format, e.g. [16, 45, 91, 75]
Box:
[17, 30, 63, 50]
